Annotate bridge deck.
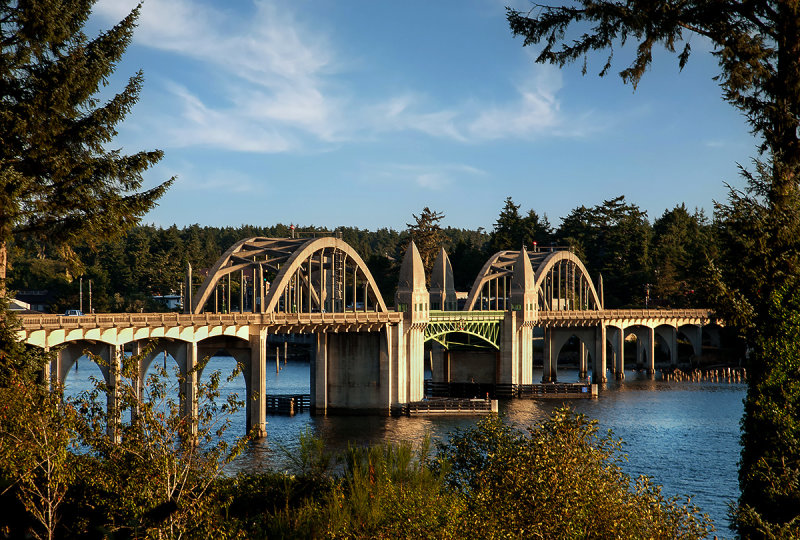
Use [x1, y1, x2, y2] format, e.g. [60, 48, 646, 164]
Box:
[19, 311, 402, 330]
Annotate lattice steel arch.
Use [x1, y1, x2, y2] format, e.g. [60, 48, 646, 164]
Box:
[191, 237, 388, 314]
[424, 311, 504, 349]
[463, 248, 601, 312]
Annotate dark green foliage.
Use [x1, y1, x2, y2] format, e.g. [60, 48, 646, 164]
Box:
[0, 0, 172, 291]
[489, 196, 523, 251]
[733, 282, 800, 538]
[407, 207, 446, 282]
[0, 303, 49, 385]
[651, 205, 715, 307]
[488, 197, 553, 253]
[557, 196, 652, 307]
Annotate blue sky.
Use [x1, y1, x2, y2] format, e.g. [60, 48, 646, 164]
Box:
[91, 0, 757, 232]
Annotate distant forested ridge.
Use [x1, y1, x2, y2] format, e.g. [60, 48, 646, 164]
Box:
[9, 196, 718, 313]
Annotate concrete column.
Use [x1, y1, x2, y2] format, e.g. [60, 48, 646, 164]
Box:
[380, 324, 396, 406]
[408, 326, 424, 402]
[519, 325, 533, 385]
[616, 327, 625, 380]
[499, 311, 518, 385]
[646, 326, 655, 377]
[104, 344, 122, 440]
[670, 326, 679, 367]
[636, 338, 644, 368]
[177, 342, 198, 439]
[311, 332, 328, 414]
[593, 324, 607, 384]
[542, 328, 555, 383]
[248, 329, 267, 436]
[578, 341, 588, 379]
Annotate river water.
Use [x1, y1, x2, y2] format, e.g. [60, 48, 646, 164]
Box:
[65, 356, 745, 537]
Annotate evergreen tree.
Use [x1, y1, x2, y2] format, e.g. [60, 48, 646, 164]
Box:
[557, 196, 651, 307]
[407, 207, 445, 282]
[0, 1, 172, 297]
[519, 209, 553, 249]
[489, 197, 523, 252]
[651, 205, 713, 307]
[508, 1, 800, 533]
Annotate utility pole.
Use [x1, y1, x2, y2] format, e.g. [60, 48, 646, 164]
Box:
[79, 276, 83, 313]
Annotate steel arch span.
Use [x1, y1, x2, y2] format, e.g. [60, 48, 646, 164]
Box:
[464, 248, 601, 312]
[191, 237, 388, 314]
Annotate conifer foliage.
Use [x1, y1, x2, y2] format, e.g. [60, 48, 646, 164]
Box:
[0, 0, 172, 294]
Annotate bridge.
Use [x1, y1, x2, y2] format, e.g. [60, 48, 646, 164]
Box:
[17, 236, 720, 437]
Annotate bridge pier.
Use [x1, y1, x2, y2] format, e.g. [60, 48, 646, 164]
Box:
[173, 342, 199, 438]
[249, 329, 267, 437]
[499, 311, 533, 386]
[609, 326, 625, 380]
[311, 332, 328, 414]
[592, 324, 607, 384]
[311, 331, 397, 412]
[578, 341, 588, 379]
[542, 328, 556, 383]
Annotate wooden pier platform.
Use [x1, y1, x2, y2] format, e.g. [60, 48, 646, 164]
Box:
[517, 383, 598, 399]
[424, 381, 598, 400]
[265, 394, 310, 415]
[392, 398, 498, 417]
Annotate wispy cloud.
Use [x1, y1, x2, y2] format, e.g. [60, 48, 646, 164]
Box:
[168, 162, 259, 194]
[95, 0, 341, 150]
[361, 163, 486, 191]
[94, 0, 597, 152]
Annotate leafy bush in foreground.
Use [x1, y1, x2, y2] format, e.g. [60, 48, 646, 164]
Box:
[436, 411, 713, 539]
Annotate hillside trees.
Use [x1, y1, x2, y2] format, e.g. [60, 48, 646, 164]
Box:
[650, 205, 714, 307]
[0, 1, 172, 297]
[508, 0, 800, 532]
[489, 197, 553, 252]
[557, 196, 651, 307]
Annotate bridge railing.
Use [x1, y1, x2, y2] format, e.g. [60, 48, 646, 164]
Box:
[428, 310, 506, 321]
[538, 308, 716, 320]
[18, 310, 403, 330]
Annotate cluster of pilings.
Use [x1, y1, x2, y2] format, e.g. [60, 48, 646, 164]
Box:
[661, 367, 746, 383]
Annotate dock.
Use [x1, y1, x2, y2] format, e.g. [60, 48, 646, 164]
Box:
[424, 381, 598, 399]
[392, 398, 498, 417]
[265, 394, 310, 415]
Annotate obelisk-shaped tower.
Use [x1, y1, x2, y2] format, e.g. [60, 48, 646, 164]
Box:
[395, 241, 428, 402]
[429, 247, 457, 311]
[500, 247, 536, 385]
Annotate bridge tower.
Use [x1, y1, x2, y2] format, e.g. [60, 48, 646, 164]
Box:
[395, 241, 428, 403]
[429, 248, 457, 311]
[499, 247, 536, 386]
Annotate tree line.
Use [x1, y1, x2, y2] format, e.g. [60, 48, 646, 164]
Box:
[9, 195, 715, 313]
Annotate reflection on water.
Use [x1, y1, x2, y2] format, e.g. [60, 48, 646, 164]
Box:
[65, 355, 744, 535]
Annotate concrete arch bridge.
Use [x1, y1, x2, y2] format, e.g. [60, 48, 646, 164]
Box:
[17, 236, 720, 436]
